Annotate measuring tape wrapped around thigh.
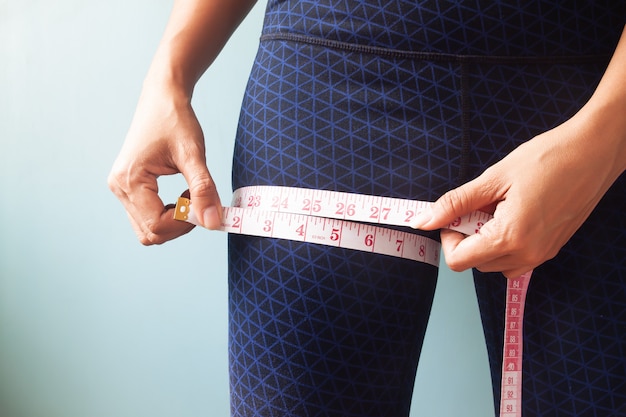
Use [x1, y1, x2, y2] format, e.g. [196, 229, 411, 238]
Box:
[173, 185, 532, 417]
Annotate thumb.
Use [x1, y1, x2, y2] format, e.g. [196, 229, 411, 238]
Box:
[412, 173, 501, 231]
[181, 160, 223, 230]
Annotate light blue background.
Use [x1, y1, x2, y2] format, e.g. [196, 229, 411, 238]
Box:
[0, 1, 494, 416]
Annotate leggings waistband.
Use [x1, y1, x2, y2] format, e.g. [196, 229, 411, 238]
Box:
[260, 32, 612, 65]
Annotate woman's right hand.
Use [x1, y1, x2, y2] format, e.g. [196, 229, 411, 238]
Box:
[107, 0, 259, 244]
[108, 82, 222, 245]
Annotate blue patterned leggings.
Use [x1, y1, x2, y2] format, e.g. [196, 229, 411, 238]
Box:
[227, 2, 626, 416]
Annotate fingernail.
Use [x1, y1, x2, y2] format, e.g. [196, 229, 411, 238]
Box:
[202, 206, 221, 229]
[410, 206, 433, 229]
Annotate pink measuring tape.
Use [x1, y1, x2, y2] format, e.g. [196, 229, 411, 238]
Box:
[174, 185, 531, 417]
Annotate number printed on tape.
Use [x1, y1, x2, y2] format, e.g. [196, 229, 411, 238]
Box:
[173, 185, 532, 417]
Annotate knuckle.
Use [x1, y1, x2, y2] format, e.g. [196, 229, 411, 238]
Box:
[107, 169, 125, 194]
[107, 162, 137, 198]
[138, 235, 154, 246]
[447, 260, 466, 273]
[506, 237, 528, 255]
[189, 173, 216, 197]
[479, 170, 501, 195]
[503, 271, 518, 279]
[544, 246, 561, 261]
[138, 230, 166, 246]
[498, 225, 529, 255]
[444, 254, 467, 272]
[439, 189, 468, 217]
[137, 218, 166, 246]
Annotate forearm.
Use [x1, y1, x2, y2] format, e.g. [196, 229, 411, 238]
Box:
[574, 26, 626, 176]
[145, 0, 258, 96]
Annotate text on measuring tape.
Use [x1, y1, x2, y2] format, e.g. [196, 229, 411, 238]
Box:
[231, 185, 493, 236]
[173, 185, 531, 417]
[175, 200, 441, 266]
[174, 186, 492, 267]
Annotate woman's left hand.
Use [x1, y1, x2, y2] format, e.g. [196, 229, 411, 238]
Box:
[412, 116, 625, 278]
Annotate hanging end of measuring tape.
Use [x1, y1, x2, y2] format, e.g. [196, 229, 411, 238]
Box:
[173, 197, 201, 226]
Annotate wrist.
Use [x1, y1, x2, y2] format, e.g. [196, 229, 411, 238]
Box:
[143, 38, 201, 100]
[142, 64, 194, 109]
[580, 27, 626, 174]
[572, 97, 626, 177]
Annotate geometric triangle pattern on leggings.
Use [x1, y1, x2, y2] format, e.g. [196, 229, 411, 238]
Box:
[228, 235, 438, 417]
[230, 34, 450, 417]
[228, 1, 626, 416]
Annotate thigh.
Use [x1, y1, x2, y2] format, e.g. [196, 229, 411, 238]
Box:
[228, 235, 438, 416]
[228, 37, 457, 416]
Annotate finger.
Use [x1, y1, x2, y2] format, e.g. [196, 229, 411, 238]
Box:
[179, 159, 223, 230]
[110, 164, 195, 244]
[479, 264, 534, 280]
[412, 171, 503, 230]
[441, 225, 536, 277]
[126, 185, 195, 244]
[125, 205, 194, 245]
[473, 254, 533, 277]
[439, 229, 479, 271]
[439, 222, 508, 272]
[440, 232, 533, 276]
[501, 267, 535, 280]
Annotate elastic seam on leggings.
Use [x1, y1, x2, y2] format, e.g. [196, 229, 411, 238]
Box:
[459, 61, 471, 184]
[260, 32, 612, 65]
